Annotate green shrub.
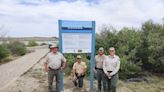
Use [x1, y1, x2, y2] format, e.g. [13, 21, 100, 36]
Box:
[119, 56, 142, 79]
[7, 41, 27, 56]
[0, 56, 13, 64]
[40, 43, 47, 46]
[28, 40, 38, 47]
[0, 45, 10, 60]
[64, 54, 75, 75]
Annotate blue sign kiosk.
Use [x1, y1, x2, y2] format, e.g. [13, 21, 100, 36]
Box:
[58, 20, 95, 92]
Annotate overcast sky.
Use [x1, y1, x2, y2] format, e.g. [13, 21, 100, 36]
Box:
[0, 0, 163, 37]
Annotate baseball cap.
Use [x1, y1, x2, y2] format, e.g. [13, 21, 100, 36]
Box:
[98, 47, 104, 51]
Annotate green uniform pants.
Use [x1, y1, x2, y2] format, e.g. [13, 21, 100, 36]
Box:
[105, 73, 118, 92]
[48, 69, 61, 92]
[96, 69, 107, 92]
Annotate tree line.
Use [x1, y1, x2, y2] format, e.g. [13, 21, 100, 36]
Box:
[95, 20, 164, 79]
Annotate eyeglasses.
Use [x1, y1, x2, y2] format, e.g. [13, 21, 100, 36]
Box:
[109, 50, 114, 52]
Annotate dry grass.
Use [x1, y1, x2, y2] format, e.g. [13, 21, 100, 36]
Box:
[117, 76, 164, 92]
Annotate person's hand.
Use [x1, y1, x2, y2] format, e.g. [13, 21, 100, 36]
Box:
[94, 69, 97, 74]
[108, 76, 111, 79]
[109, 73, 112, 77]
[45, 68, 48, 72]
[108, 73, 112, 79]
[105, 73, 108, 76]
[77, 73, 81, 76]
[73, 76, 77, 81]
[60, 67, 64, 71]
[81, 72, 85, 75]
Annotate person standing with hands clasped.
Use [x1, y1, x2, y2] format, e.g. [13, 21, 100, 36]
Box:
[94, 47, 107, 92]
[44, 44, 67, 92]
[103, 47, 120, 92]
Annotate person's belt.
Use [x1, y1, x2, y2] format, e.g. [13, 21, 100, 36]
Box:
[95, 67, 103, 71]
[48, 67, 60, 71]
[75, 73, 85, 77]
[107, 71, 112, 73]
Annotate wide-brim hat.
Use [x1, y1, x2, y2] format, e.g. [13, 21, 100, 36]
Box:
[49, 44, 58, 48]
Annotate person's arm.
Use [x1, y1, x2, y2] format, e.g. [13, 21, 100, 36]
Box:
[44, 63, 48, 72]
[72, 63, 77, 80]
[44, 55, 49, 72]
[61, 61, 66, 70]
[61, 54, 67, 70]
[103, 57, 108, 76]
[83, 62, 87, 74]
[110, 57, 120, 76]
[94, 56, 97, 74]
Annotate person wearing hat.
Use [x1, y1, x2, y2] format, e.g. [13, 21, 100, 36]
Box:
[72, 55, 87, 91]
[103, 47, 120, 92]
[94, 47, 107, 92]
[44, 44, 67, 92]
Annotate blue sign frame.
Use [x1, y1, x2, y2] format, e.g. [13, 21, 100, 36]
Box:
[58, 20, 95, 92]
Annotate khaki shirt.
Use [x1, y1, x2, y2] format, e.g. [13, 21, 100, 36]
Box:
[45, 52, 66, 69]
[73, 61, 87, 74]
[103, 55, 120, 76]
[95, 54, 106, 69]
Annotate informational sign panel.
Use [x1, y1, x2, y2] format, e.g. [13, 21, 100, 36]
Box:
[59, 20, 95, 92]
[62, 33, 91, 52]
[59, 20, 93, 53]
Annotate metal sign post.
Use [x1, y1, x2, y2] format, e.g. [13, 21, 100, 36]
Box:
[58, 20, 95, 92]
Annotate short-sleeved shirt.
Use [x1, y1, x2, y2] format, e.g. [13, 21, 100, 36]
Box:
[73, 61, 87, 74]
[95, 54, 106, 69]
[45, 52, 66, 69]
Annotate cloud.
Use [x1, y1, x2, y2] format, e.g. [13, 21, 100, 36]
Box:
[0, 0, 163, 37]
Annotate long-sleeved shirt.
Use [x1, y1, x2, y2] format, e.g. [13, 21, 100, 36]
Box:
[103, 55, 120, 76]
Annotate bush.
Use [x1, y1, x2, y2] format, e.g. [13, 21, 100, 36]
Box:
[64, 54, 75, 75]
[119, 56, 142, 79]
[7, 41, 27, 56]
[28, 40, 38, 47]
[0, 45, 10, 60]
[136, 20, 164, 73]
[40, 43, 47, 46]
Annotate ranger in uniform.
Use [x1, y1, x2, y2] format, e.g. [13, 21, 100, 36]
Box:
[44, 44, 67, 92]
[103, 47, 120, 92]
[72, 55, 87, 91]
[94, 47, 107, 92]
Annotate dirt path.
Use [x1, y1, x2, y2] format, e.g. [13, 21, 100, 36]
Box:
[0, 48, 49, 92]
